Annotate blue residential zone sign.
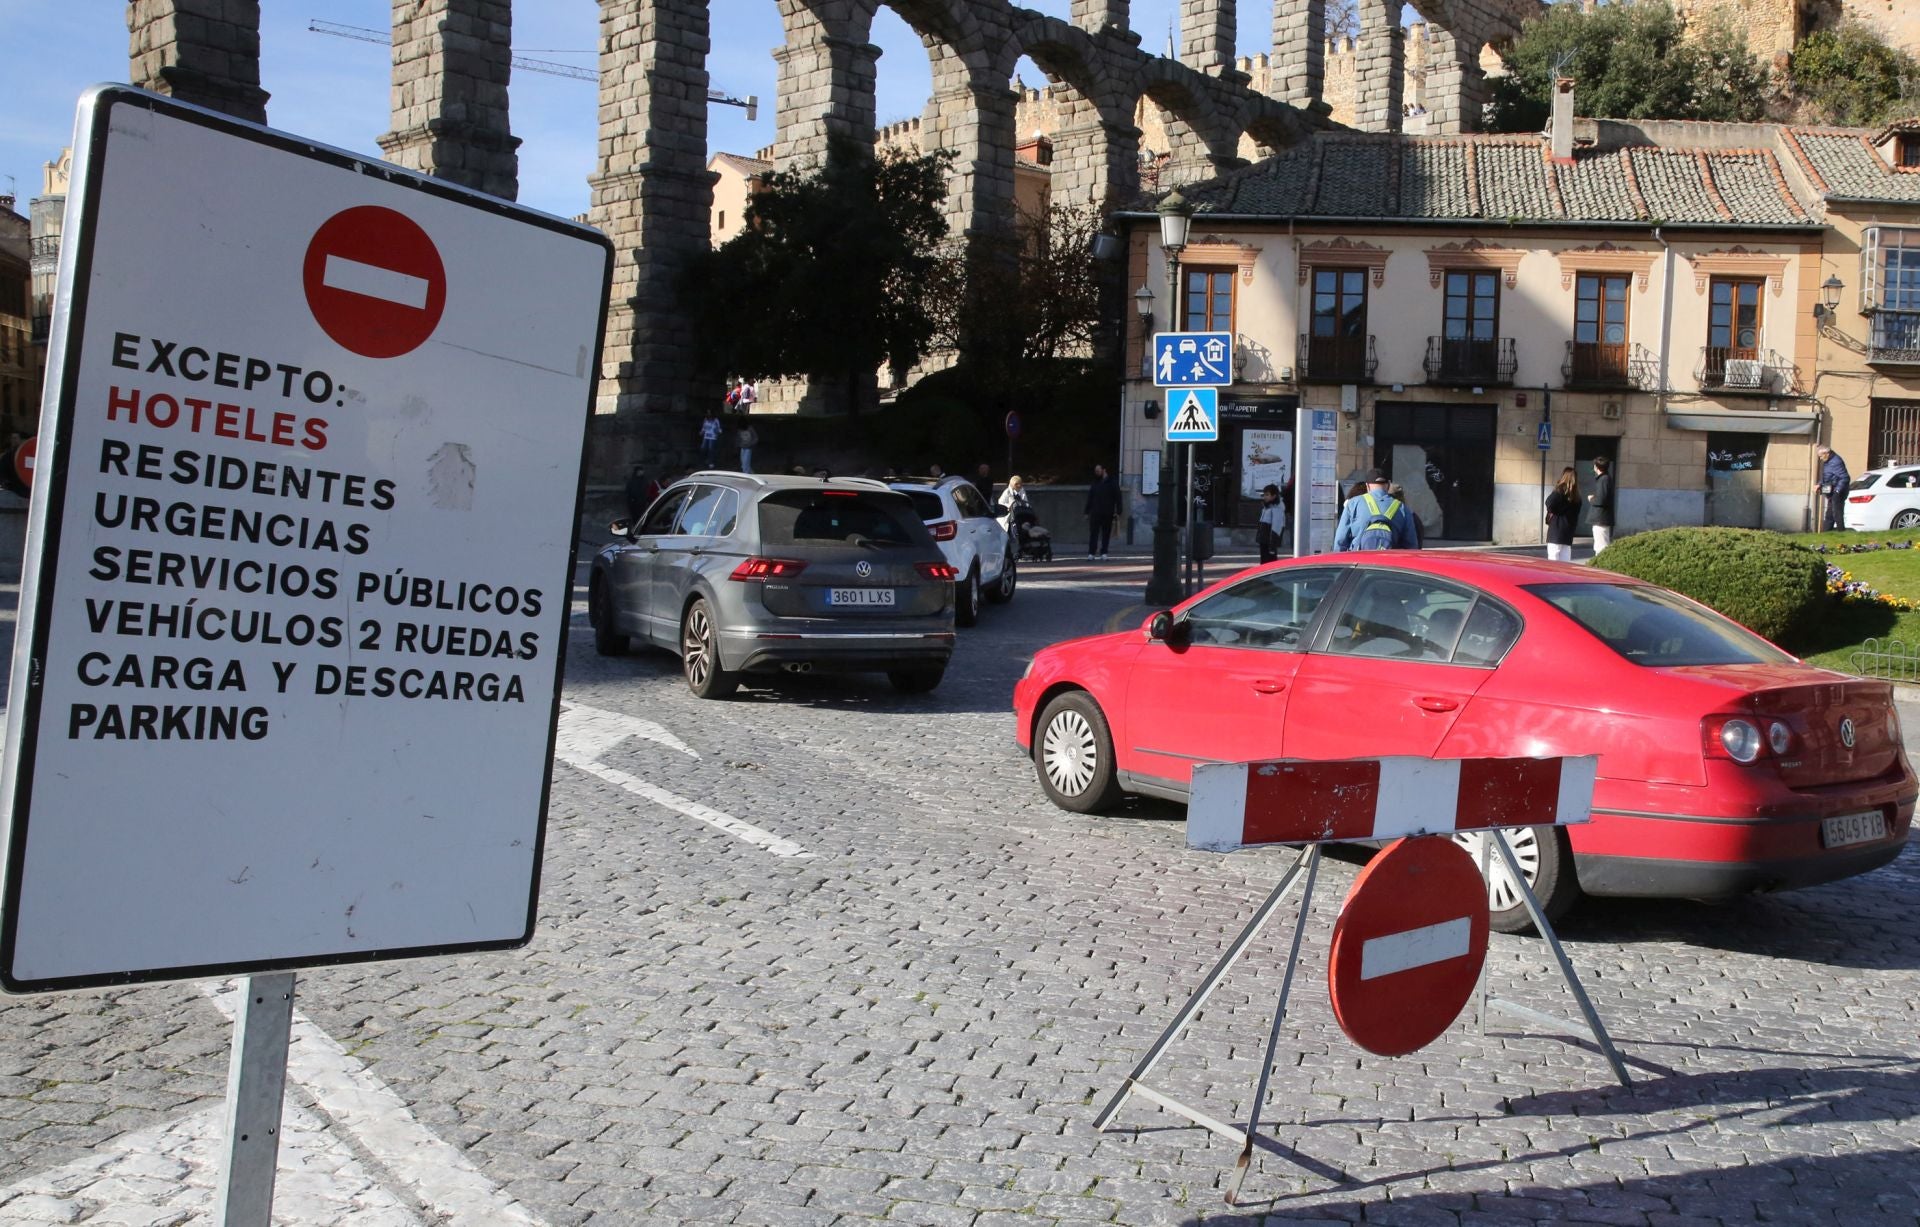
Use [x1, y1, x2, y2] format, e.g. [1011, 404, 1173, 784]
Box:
[1165, 388, 1220, 441]
[1537, 420, 1552, 450]
[1152, 331, 1234, 387]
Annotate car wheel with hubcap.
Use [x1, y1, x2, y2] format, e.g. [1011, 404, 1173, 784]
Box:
[1893, 509, 1920, 530]
[887, 664, 945, 693]
[985, 549, 1016, 604]
[1034, 691, 1123, 813]
[955, 565, 981, 627]
[681, 598, 739, 699]
[1450, 826, 1578, 935]
[590, 577, 627, 657]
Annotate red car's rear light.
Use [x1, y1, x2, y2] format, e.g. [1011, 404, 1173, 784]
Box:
[1702, 714, 1795, 763]
[730, 557, 807, 581]
[930, 520, 958, 541]
[1849, 494, 1875, 503]
[917, 561, 958, 581]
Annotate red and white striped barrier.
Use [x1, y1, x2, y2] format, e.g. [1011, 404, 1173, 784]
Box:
[1188, 755, 1597, 853]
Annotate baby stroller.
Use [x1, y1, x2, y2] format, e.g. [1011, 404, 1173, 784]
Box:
[1010, 505, 1053, 562]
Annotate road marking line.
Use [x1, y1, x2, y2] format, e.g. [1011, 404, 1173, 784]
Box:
[322, 254, 430, 308]
[205, 983, 546, 1226]
[558, 700, 699, 760]
[553, 704, 814, 860]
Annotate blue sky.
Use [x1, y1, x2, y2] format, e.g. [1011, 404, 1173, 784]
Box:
[2, 1, 1297, 222]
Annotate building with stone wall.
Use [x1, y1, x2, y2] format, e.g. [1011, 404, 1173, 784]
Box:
[0, 196, 35, 443]
[1672, 0, 1920, 68]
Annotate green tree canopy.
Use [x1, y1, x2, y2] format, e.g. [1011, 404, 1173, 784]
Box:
[1487, 2, 1767, 132]
[1790, 22, 1919, 127]
[679, 141, 952, 409]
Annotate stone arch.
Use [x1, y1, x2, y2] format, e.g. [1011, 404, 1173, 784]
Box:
[1127, 62, 1238, 189]
[1002, 14, 1139, 210]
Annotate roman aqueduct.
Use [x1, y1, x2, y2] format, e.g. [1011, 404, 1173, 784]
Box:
[126, 0, 1539, 468]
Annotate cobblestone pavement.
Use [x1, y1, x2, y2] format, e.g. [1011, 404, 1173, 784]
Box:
[2, 561, 1918, 1225]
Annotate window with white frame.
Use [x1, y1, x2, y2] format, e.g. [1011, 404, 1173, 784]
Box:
[1861, 227, 1920, 311]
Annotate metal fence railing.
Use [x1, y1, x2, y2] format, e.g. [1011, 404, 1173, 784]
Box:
[1850, 636, 1920, 682]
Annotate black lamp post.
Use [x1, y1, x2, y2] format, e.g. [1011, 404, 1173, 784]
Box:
[1813, 274, 1844, 320]
[1145, 191, 1192, 608]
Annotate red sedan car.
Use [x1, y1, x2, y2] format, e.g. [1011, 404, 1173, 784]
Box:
[1013, 552, 1915, 932]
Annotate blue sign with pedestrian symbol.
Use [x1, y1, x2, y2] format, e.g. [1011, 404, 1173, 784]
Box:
[1153, 331, 1234, 387]
[1165, 388, 1220, 441]
[1537, 420, 1552, 450]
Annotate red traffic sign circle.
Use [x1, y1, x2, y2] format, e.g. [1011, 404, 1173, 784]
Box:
[13, 436, 35, 489]
[1327, 835, 1489, 1057]
[302, 205, 446, 358]
[1004, 411, 1022, 440]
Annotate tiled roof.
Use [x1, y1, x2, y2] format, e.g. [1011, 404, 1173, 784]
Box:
[1784, 128, 1920, 203]
[1176, 133, 1813, 226]
[710, 152, 772, 176]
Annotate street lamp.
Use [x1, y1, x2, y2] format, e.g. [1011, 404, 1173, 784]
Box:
[1146, 191, 1194, 608]
[1813, 274, 1844, 320]
[1134, 285, 1155, 378]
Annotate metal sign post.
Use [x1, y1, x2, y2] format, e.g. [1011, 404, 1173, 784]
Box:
[214, 973, 295, 1227]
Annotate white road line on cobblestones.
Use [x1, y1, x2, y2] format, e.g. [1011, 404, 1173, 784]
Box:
[204, 984, 547, 1227]
[553, 704, 816, 859]
[556, 700, 699, 760]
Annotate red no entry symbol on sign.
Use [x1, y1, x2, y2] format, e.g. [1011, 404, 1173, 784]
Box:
[1327, 835, 1489, 1057]
[302, 206, 447, 359]
[13, 436, 36, 490]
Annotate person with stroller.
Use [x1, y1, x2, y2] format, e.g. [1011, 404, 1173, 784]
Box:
[1001, 475, 1053, 562]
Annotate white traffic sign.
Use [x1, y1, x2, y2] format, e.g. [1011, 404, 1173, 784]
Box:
[1152, 331, 1233, 387]
[1, 86, 613, 992]
[1165, 388, 1219, 441]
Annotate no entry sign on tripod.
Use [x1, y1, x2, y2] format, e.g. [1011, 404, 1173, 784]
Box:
[1093, 753, 1633, 1205]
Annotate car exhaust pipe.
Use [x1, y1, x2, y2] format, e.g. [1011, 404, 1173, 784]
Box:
[782, 662, 812, 674]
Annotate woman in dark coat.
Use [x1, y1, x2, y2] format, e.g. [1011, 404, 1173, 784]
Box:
[1544, 466, 1578, 562]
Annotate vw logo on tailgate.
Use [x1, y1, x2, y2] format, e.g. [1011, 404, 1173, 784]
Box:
[855, 560, 872, 578]
[1839, 717, 1856, 749]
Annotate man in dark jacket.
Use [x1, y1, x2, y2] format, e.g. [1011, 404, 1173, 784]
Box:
[1587, 456, 1615, 552]
[1084, 464, 1120, 559]
[1817, 445, 1851, 531]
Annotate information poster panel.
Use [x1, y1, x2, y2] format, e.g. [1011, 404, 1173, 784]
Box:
[1, 87, 613, 992]
[1309, 410, 1339, 553]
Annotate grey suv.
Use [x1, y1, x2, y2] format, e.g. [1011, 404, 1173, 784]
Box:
[589, 472, 957, 697]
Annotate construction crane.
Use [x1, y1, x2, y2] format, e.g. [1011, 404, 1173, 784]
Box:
[307, 20, 758, 119]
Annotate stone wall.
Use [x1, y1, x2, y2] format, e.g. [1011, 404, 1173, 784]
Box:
[1670, 0, 1920, 67]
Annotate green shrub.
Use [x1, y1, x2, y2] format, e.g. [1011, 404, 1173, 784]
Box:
[1591, 527, 1825, 643]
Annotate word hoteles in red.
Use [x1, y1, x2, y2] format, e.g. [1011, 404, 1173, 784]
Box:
[1187, 755, 1599, 853]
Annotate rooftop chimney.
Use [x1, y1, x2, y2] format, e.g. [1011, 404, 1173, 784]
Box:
[1549, 77, 1576, 162]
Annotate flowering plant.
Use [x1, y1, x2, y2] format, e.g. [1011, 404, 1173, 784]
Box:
[1826, 564, 1920, 611]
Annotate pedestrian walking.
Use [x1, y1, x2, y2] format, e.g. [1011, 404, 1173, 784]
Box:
[735, 378, 756, 409]
[1544, 466, 1578, 563]
[1817, 445, 1851, 532]
[698, 408, 722, 467]
[1084, 464, 1120, 559]
[975, 462, 995, 500]
[1333, 469, 1419, 551]
[1586, 456, 1615, 552]
[735, 417, 758, 473]
[997, 474, 1030, 514]
[1256, 483, 1285, 564]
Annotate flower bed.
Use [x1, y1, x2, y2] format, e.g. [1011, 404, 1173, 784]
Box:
[1808, 538, 1920, 610]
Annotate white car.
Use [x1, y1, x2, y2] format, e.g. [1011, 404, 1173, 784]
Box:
[889, 477, 1016, 626]
[1842, 465, 1920, 531]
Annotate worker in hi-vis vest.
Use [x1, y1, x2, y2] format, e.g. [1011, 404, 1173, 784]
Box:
[1334, 469, 1420, 551]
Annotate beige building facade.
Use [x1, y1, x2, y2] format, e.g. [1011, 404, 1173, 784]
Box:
[1119, 107, 1847, 547]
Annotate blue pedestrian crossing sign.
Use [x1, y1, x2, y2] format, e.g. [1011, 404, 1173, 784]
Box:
[1537, 420, 1552, 450]
[1165, 388, 1220, 441]
[1153, 331, 1234, 387]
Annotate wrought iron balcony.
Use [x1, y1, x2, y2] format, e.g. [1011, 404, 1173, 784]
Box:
[1695, 346, 1795, 395]
[1423, 336, 1516, 386]
[1562, 341, 1656, 390]
[1868, 310, 1920, 366]
[1296, 333, 1376, 384]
